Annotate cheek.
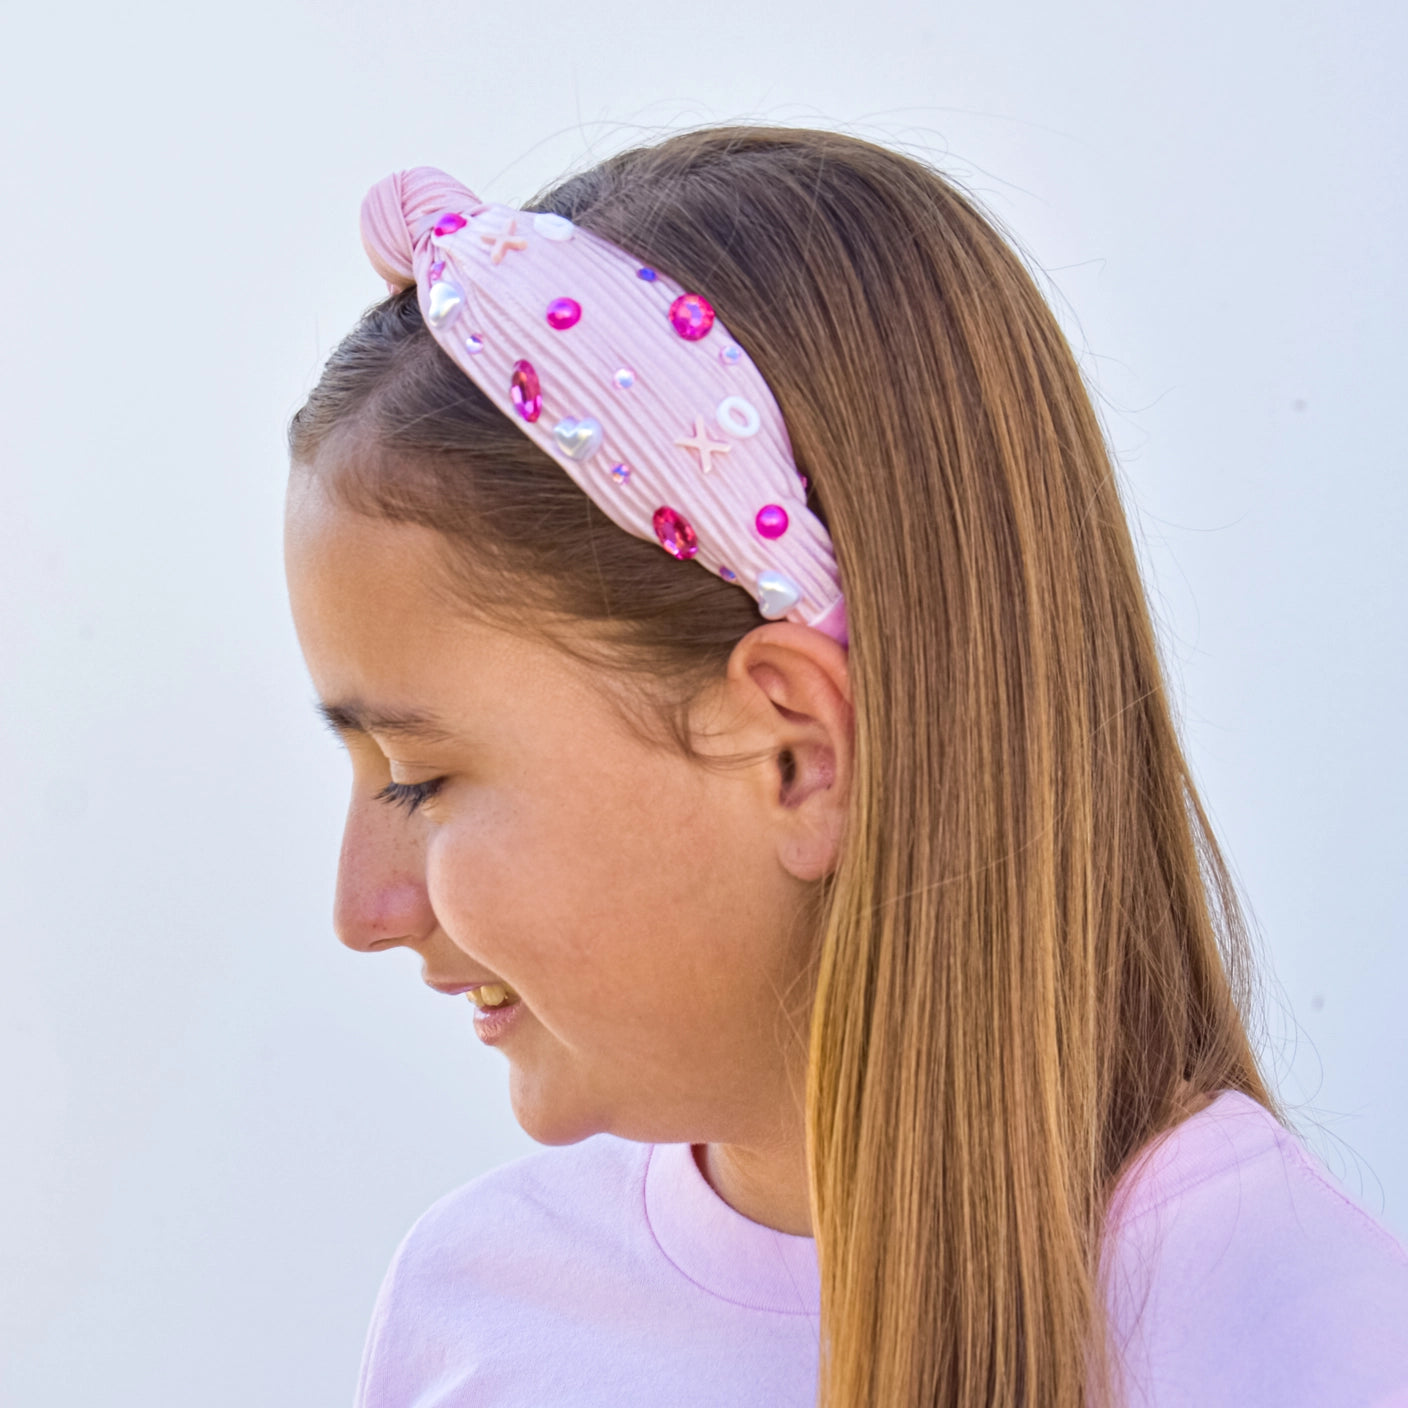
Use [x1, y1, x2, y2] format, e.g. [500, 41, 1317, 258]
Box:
[426, 764, 774, 1026]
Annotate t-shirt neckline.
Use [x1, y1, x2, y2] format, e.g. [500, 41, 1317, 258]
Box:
[643, 1142, 821, 1316]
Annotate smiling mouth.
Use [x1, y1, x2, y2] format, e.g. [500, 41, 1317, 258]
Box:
[468, 983, 519, 1010]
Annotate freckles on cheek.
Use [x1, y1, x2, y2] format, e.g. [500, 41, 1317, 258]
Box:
[422, 822, 509, 946]
[420, 799, 571, 968]
[423, 757, 720, 995]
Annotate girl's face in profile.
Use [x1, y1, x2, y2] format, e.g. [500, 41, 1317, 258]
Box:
[283, 464, 819, 1150]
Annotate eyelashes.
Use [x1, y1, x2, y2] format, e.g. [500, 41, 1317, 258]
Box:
[375, 778, 447, 815]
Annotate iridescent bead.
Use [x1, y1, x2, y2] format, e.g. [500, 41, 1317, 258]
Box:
[613, 367, 636, 390]
[756, 570, 801, 619]
[719, 342, 743, 365]
[432, 211, 467, 238]
[464, 334, 485, 354]
[510, 359, 542, 422]
[653, 506, 699, 560]
[609, 462, 631, 486]
[552, 416, 604, 461]
[428, 260, 445, 283]
[669, 292, 715, 341]
[533, 212, 575, 241]
[546, 296, 582, 330]
[637, 267, 658, 281]
[427, 281, 465, 328]
[720, 566, 738, 582]
[755, 504, 789, 539]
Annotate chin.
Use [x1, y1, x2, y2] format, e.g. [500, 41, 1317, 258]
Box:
[507, 1066, 607, 1147]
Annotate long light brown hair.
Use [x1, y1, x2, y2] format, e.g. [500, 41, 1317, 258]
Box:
[290, 124, 1273, 1406]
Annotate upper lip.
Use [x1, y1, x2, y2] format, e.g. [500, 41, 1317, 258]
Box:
[424, 977, 499, 996]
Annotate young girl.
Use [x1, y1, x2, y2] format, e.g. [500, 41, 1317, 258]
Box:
[283, 127, 1408, 1406]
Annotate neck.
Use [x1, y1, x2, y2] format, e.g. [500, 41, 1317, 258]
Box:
[694, 1134, 813, 1236]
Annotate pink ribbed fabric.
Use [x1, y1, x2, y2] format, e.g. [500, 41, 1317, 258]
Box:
[358, 168, 848, 645]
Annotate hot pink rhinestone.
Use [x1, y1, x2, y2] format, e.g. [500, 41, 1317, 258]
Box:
[546, 296, 582, 330]
[652, 506, 699, 560]
[510, 359, 542, 422]
[432, 211, 467, 238]
[668, 293, 715, 341]
[755, 504, 789, 539]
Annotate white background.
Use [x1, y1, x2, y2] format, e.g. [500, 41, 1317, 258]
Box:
[1, 2, 1403, 1403]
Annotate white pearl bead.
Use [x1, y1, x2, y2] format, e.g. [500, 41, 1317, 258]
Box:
[756, 570, 802, 618]
[533, 212, 575, 242]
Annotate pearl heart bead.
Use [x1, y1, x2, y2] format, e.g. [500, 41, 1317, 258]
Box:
[426, 281, 465, 328]
[552, 416, 605, 461]
[755, 570, 802, 619]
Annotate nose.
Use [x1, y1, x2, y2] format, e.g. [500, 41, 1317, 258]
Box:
[332, 788, 437, 954]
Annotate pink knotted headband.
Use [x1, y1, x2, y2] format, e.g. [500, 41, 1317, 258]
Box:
[358, 167, 849, 645]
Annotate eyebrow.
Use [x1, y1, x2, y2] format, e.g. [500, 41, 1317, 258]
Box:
[316, 700, 458, 745]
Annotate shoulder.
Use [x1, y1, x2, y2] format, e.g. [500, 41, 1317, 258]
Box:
[1108, 1090, 1408, 1272]
[1104, 1091, 1408, 1407]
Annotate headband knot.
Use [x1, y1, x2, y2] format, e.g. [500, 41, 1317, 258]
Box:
[360, 167, 487, 293]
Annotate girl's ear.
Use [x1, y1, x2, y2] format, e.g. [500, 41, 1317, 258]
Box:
[729, 623, 854, 882]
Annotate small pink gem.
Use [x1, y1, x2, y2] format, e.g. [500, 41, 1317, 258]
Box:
[609, 463, 631, 486]
[720, 566, 737, 582]
[428, 260, 445, 283]
[653, 506, 699, 560]
[510, 359, 542, 422]
[755, 504, 789, 539]
[464, 334, 485, 354]
[432, 211, 467, 238]
[668, 292, 715, 341]
[546, 296, 582, 330]
[798, 474, 809, 491]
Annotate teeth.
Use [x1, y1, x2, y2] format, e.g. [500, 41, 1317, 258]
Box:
[469, 983, 515, 1010]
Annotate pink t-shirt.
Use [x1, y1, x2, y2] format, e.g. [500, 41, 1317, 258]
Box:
[354, 1092, 1408, 1406]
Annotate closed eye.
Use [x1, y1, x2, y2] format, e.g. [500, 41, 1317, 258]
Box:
[375, 778, 447, 814]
